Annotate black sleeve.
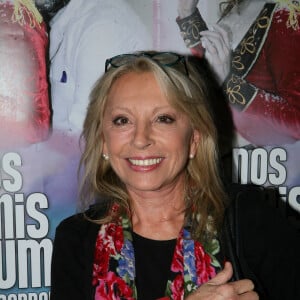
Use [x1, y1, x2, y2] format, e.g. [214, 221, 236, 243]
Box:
[50, 214, 100, 300]
[227, 184, 300, 300]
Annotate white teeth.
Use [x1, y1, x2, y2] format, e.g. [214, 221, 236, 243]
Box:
[129, 158, 162, 166]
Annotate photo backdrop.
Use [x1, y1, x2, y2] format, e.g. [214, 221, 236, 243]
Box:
[0, 0, 299, 298]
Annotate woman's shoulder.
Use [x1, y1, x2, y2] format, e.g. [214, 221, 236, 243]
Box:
[225, 183, 297, 231]
[54, 215, 98, 251]
[56, 213, 93, 231]
[224, 183, 300, 299]
[224, 183, 300, 260]
[55, 203, 108, 238]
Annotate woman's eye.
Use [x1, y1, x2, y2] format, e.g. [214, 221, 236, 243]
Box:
[113, 116, 129, 126]
[157, 115, 175, 124]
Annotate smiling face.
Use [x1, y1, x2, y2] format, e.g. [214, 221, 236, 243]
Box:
[102, 72, 200, 198]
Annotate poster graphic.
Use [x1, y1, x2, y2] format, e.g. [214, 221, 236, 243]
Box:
[0, 0, 299, 297]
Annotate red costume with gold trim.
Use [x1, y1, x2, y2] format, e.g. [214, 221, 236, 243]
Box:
[191, 3, 300, 146]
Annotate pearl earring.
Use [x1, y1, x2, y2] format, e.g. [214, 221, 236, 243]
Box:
[189, 154, 194, 159]
[102, 154, 109, 160]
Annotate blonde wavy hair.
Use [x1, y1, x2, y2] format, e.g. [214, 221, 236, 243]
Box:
[79, 51, 227, 243]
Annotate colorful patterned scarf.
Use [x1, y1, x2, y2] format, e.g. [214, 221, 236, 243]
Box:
[92, 212, 221, 299]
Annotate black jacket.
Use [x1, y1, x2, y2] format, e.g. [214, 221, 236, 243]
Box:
[222, 184, 300, 299]
[51, 184, 300, 299]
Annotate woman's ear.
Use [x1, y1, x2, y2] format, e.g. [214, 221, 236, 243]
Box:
[102, 134, 108, 156]
[190, 129, 201, 158]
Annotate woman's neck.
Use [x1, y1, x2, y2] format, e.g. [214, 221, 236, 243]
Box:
[129, 187, 186, 240]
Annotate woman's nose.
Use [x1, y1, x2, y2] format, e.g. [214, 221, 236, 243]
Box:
[131, 121, 153, 149]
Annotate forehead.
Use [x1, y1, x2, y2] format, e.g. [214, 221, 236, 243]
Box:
[111, 71, 158, 91]
[107, 72, 168, 105]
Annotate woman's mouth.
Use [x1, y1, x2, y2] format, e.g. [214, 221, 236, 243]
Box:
[127, 157, 164, 171]
[128, 158, 163, 166]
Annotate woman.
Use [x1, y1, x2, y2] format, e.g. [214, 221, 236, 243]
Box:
[50, 51, 298, 299]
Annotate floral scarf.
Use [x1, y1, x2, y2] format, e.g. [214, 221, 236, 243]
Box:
[92, 213, 221, 299]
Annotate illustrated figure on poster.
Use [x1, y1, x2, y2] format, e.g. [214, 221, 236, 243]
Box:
[176, 0, 300, 197]
[0, 0, 50, 148]
[49, 0, 152, 133]
[177, 0, 300, 147]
